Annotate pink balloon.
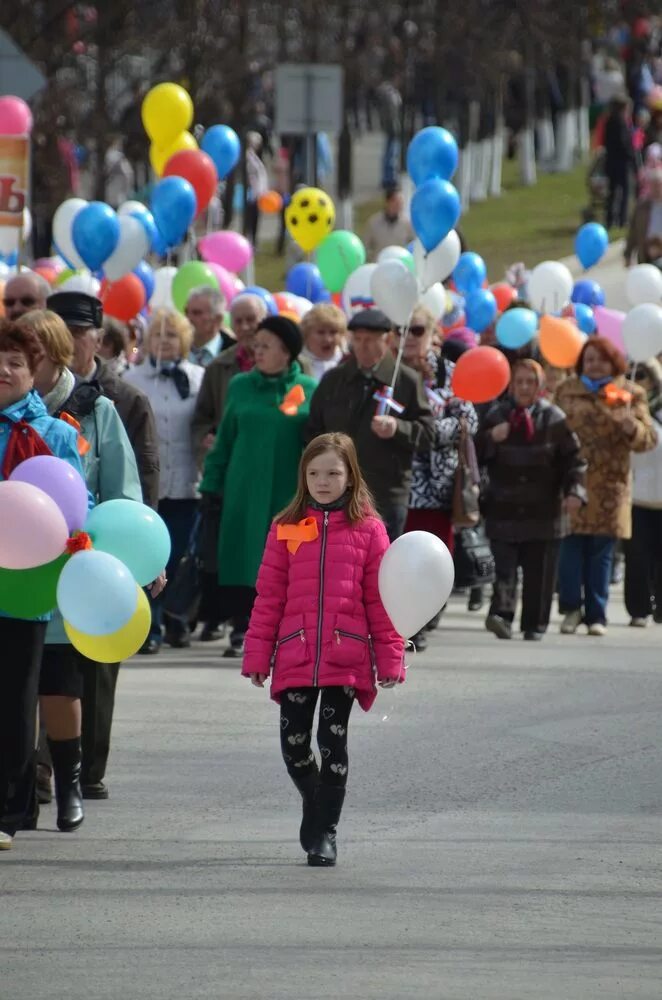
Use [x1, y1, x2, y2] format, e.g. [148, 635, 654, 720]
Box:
[594, 306, 626, 356]
[198, 230, 253, 273]
[205, 262, 239, 304]
[0, 481, 68, 569]
[0, 96, 33, 136]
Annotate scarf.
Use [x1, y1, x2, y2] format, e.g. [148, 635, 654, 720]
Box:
[0, 411, 53, 479]
[508, 405, 535, 442]
[236, 345, 254, 373]
[42, 367, 76, 417]
[580, 374, 612, 394]
[149, 357, 190, 400]
[308, 490, 351, 513]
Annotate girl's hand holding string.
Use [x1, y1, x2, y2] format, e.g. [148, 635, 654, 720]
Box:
[379, 678, 397, 689]
[250, 673, 268, 687]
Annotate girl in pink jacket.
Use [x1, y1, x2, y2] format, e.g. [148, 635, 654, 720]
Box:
[243, 432, 405, 867]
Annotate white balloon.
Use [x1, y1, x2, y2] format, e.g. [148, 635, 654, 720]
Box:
[104, 216, 150, 282]
[377, 245, 414, 268]
[370, 260, 419, 327]
[150, 266, 177, 310]
[622, 303, 662, 361]
[58, 273, 101, 296]
[292, 295, 313, 317]
[118, 200, 149, 218]
[419, 282, 448, 319]
[626, 264, 662, 307]
[342, 263, 377, 317]
[414, 230, 461, 290]
[378, 531, 455, 638]
[52, 198, 87, 270]
[528, 260, 573, 313]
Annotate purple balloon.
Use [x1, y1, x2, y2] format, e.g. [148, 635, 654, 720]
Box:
[10, 456, 89, 533]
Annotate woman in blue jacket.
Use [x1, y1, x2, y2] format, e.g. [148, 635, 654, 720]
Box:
[0, 320, 86, 851]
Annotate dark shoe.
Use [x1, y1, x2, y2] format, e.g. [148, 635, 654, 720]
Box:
[81, 781, 109, 801]
[138, 638, 161, 655]
[48, 737, 84, 832]
[485, 614, 512, 640]
[653, 608, 662, 625]
[307, 785, 346, 867]
[425, 611, 442, 632]
[468, 586, 484, 612]
[411, 631, 428, 652]
[222, 643, 244, 659]
[200, 625, 225, 642]
[36, 763, 53, 805]
[289, 767, 320, 852]
[523, 630, 544, 641]
[164, 630, 191, 649]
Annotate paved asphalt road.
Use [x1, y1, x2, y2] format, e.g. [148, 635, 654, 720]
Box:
[2, 588, 661, 1000]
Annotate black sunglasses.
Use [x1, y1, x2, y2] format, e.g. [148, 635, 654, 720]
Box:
[3, 296, 37, 309]
[396, 325, 427, 337]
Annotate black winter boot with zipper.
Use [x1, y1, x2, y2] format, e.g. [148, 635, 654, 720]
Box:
[307, 785, 346, 867]
[48, 737, 84, 832]
[289, 766, 320, 852]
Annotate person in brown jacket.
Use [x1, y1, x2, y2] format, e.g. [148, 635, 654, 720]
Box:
[555, 337, 656, 636]
[477, 359, 587, 641]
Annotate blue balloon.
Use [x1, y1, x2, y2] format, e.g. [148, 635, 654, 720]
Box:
[133, 260, 155, 303]
[311, 286, 331, 304]
[407, 126, 459, 185]
[151, 229, 168, 257]
[201, 124, 241, 179]
[239, 285, 277, 315]
[150, 176, 196, 248]
[465, 289, 497, 333]
[575, 222, 608, 269]
[496, 308, 538, 349]
[573, 302, 596, 334]
[232, 183, 245, 213]
[571, 279, 605, 308]
[453, 252, 487, 295]
[411, 179, 461, 253]
[71, 202, 120, 271]
[286, 262, 325, 300]
[56, 549, 138, 636]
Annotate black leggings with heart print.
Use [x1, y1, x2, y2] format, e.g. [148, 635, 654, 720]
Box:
[280, 686, 355, 787]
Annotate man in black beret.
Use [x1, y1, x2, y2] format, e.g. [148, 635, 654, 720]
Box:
[306, 308, 433, 540]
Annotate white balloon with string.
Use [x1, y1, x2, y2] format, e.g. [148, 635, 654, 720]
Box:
[52, 198, 87, 270]
[413, 230, 461, 290]
[622, 303, 662, 361]
[419, 282, 448, 319]
[104, 215, 150, 281]
[378, 531, 455, 638]
[626, 264, 662, 306]
[370, 259, 419, 328]
[58, 272, 101, 296]
[150, 266, 177, 310]
[528, 260, 573, 313]
[341, 263, 377, 317]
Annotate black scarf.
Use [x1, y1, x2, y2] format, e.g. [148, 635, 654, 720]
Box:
[150, 357, 190, 400]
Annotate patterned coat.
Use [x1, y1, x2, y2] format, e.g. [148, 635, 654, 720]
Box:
[555, 375, 656, 539]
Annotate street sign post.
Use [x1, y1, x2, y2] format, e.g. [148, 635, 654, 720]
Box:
[275, 64, 343, 185]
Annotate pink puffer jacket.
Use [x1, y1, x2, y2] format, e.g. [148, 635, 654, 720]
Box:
[243, 507, 405, 711]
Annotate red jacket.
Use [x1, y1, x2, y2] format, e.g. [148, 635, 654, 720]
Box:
[243, 507, 405, 711]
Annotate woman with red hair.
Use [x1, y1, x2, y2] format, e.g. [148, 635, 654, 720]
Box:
[555, 337, 656, 636]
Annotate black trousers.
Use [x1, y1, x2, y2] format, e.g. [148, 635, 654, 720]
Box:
[606, 170, 630, 229]
[489, 539, 560, 633]
[280, 686, 355, 787]
[0, 619, 46, 835]
[81, 658, 120, 785]
[624, 506, 662, 619]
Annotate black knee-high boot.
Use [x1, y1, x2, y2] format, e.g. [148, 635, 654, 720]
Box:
[307, 785, 346, 867]
[48, 737, 84, 832]
[289, 765, 320, 852]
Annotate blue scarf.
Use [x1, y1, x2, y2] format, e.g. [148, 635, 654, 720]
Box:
[149, 357, 190, 400]
[580, 374, 611, 394]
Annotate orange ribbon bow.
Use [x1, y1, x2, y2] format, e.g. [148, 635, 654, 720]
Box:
[602, 383, 632, 407]
[277, 517, 319, 555]
[60, 411, 91, 456]
[66, 531, 93, 555]
[279, 384, 306, 416]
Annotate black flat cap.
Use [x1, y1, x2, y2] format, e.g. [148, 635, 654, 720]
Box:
[347, 309, 393, 333]
[47, 291, 103, 329]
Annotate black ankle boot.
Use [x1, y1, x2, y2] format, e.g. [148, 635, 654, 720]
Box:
[289, 768, 320, 852]
[307, 785, 346, 867]
[48, 737, 84, 832]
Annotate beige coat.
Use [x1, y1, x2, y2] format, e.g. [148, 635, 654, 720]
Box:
[555, 375, 656, 539]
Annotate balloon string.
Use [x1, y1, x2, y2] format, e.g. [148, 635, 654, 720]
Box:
[390, 318, 410, 393]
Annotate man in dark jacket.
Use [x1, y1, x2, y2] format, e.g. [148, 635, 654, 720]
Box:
[476, 359, 586, 641]
[306, 309, 433, 540]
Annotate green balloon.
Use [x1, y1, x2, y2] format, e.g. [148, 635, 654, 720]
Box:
[316, 231, 366, 293]
[172, 261, 220, 313]
[0, 553, 69, 619]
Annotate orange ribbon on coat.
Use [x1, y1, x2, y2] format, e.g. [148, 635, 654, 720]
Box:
[279, 384, 306, 416]
[60, 411, 91, 456]
[277, 517, 319, 554]
[601, 383, 632, 407]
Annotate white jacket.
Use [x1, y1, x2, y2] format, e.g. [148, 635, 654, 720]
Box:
[632, 415, 662, 509]
[125, 359, 204, 500]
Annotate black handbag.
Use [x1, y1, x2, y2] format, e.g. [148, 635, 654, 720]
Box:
[453, 523, 495, 589]
[163, 514, 202, 624]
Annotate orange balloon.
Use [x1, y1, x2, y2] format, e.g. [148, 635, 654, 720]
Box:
[539, 315, 584, 368]
[451, 346, 511, 404]
[258, 190, 283, 214]
[34, 265, 57, 286]
[279, 309, 300, 322]
[491, 282, 518, 313]
[273, 292, 297, 313]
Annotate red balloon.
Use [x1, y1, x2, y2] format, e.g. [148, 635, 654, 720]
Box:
[163, 150, 218, 216]
[491, 282, 518, 313]
[101, 274, 146, 322]
[451, 345, 511, 404]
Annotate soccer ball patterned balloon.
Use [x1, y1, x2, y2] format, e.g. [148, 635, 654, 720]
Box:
[285, 187, 336, 253]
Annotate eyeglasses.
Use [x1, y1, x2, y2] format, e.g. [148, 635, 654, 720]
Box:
[3, 296, 37, 309]
[396, 325, 427, 338]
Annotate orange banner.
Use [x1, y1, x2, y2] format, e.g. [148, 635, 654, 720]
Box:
[0, 136, 29, 228]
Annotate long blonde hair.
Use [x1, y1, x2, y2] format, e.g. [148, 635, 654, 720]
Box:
[276, 433, 377, 525]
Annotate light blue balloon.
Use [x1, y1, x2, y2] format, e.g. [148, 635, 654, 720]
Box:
[575, 222, 608, 269]
[411, 179, 461, 253]
[453, 252, 487, 295]
[239, 285, 278, 315]
[201, 124, 241, 179]
[407, 126, 459, 185]
[85, 500, 171, 587]
[57, 550, 138, 636]
[71, 202, 120, 271]
[496, 308, 539, 349]
[150, 176, 196, 248]
[465, 289, 497, 333]
[573, 302, 596, 334]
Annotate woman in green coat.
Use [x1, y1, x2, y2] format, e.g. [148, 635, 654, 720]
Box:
[199, 315, 317, 657]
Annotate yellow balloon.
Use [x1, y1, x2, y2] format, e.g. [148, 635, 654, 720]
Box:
[285, 187, 335, 253]
[64, 588, 151, 663]
[142, 82, 193, 146]
[149, 131, 198, 176]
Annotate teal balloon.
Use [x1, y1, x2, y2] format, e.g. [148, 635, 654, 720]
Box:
[496, 308, 539, 349]
[85, 500, 171, 586]
[56, 550, 138, 635]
